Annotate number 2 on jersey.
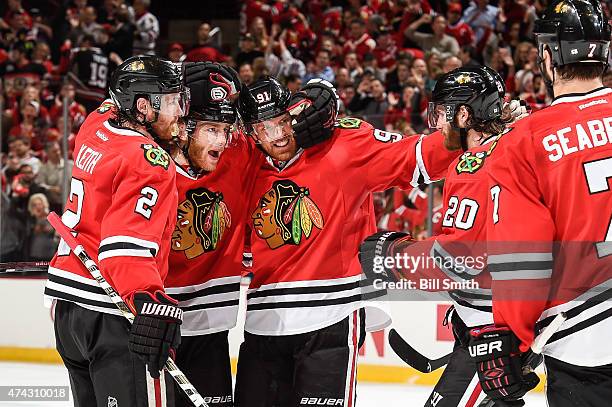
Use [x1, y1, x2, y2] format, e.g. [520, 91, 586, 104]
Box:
[583, 157, 612, 258]
[57, 178, 84, 256]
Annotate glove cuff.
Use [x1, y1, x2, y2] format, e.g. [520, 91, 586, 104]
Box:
[129, 290, 183, 322]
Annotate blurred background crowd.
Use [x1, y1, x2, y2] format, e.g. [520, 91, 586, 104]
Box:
[1, 0, 611, 263]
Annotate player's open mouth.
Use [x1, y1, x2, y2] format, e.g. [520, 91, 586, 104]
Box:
[273, 138, 290, 148]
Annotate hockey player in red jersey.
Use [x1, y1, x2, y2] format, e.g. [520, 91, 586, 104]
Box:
[44, 56, 189, 407]
[164, 64, 340, 407]
[464, 1, 612, 405]
[359, 66, 535, 407]
[233, 76, 464, 407]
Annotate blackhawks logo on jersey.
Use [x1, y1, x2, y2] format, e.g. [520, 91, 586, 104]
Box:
[171, 188, 231, 259]
[336, 117, 362, 129]
[141, 144, 170, 170]
[97, 100, 115, 114]
[252, 180, 324, 250]
[455, 130, 508, 174]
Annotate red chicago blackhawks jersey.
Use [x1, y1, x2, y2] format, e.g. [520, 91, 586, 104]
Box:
[395, 137, 504, 327]
[245, 118, 460, 335]
[165, 134, 264, 335]
[44, 102, 178, 315]
[485, 87, 612, 366]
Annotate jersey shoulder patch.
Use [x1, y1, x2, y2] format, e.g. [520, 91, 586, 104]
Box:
[140, 144, 171, 170]
[335, 117, 363, 129]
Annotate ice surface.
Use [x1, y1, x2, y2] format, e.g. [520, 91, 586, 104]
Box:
[0, 362, 547, 406]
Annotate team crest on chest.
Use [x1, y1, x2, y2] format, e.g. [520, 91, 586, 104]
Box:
[141, 144, 170, 170]
[252, 180, 324, 249]
[172, 188, 231, 259]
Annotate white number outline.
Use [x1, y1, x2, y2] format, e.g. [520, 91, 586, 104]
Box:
[583, 157, 612, 258]
[135, 186, 159, 219]
[587, 43, 597, 58]
[490, 185, 501, 224]
[442, 196, 479, 230]
[58, 178, 85, 256]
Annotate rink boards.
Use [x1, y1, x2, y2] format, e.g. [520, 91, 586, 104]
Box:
[0, 277, 545, 390]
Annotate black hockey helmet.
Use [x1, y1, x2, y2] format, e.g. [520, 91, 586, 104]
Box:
[238, 76, 291, 125]
[109, 55, 189, 124]
[428, 66, 505, 130]
[534, 0, 611, 68]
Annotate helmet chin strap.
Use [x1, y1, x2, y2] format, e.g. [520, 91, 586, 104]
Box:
[450, 111, 469, 151]
[538, 48, 556, 99]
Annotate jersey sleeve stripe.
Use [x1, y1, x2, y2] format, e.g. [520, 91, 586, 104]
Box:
[487, 252, 553, 264]
[431, 241, 484, 280]
[98, 247, 155, 261]
[413, 135, 432, 186]
[99, 236, 159, 252]
[489, 268, 552, 281]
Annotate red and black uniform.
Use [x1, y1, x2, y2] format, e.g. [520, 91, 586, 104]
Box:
[44, 103, 178, 407]
[166, 134, 264, 407]
[235, 118, 460, 407]
[396, 138, 500, 407]
[484, 88, 612, 404]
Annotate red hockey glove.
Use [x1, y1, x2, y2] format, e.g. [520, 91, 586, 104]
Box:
[128, 291, 183, 378]
[469, 326, 540, 406]
[359, 231, 414, 283]
[289, 78, 339, 149]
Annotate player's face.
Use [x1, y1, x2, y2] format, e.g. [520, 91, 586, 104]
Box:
[252, 113, 297, 162]
[251, 189, 284, 249]
[188, 121, 230, 172]
[428, 103, 449, 129]
[150, 92, 190, 140]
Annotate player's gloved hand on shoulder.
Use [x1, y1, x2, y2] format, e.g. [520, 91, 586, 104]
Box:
[288, 78, 339, 149]
[183, 62, 240, 107]
[359, 231, 414, 283]
[468, 326, 540, 407]
[128, 291, 183, 378]
[503, 98, 531, 124]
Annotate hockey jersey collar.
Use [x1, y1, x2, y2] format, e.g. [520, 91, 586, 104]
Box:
[264, 148, 304, 172]
[551, 87, 612, 106]
[103, 120, 147, 137]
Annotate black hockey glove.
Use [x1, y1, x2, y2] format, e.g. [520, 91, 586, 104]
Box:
[128, 291, 183, 378]
[288, 79, 339, 149]
[183, 62, 240, 107]
[468, 326, 540, 406]
[359, 231, 414, 283]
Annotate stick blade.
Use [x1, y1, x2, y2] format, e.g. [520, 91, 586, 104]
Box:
[388, 328, 450, 373]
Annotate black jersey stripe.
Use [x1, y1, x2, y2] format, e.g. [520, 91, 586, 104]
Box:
[247, 281, 363, 299]
[247, 289, 386, 311]
[44, 288, 117, 310]
[99, 242, 157, 256]
[170, 282, 241, 301]
[547, 307, 612, 344]
[181, 299, 240, 312]
[48, 273, 108, 296]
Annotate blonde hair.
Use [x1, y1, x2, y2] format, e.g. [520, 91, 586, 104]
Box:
[28, 193, 50, 216]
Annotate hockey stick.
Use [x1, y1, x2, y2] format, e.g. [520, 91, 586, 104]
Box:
[389, 311, 568, 374]
[0, 261, 49, 273]
[47, 212, 209, 407]
[388, 328, 451, 373]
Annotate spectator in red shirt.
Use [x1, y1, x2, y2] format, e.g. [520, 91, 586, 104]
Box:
[343, 18, 376, 61]
[9, 101, 48, 152]
[446, 3, 475, 47]
[167, 42, 184, 63]
[185, 22, 227, 63]
[373, 26, 399, 71]
[48, 83, 86, 129]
